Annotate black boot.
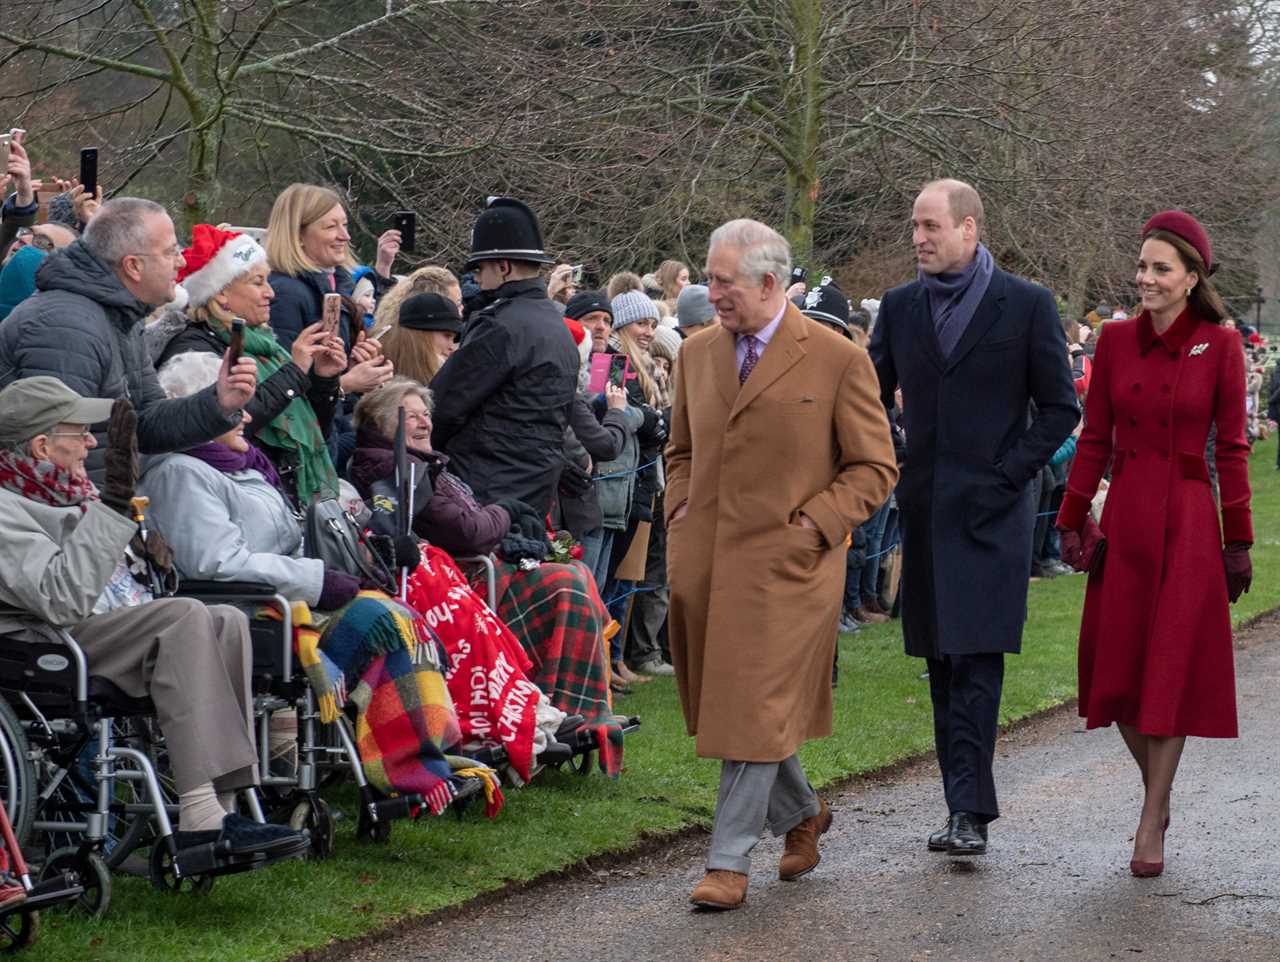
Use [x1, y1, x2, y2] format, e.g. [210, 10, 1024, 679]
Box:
[946, 812, 988, 856]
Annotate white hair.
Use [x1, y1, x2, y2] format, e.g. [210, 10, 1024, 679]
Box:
[82, 197, 169, 268]
[708, 218, 791, 286]
[157, 351, 221, 399]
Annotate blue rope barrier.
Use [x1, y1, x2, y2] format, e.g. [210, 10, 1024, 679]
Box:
[603, 584, 660, 608]
[592, 458, 659, 481]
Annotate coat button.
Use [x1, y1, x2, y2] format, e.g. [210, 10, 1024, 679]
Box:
[1160, 417, 1168, 427]
[1161, 384, 1171, 394]
[1128, 416, 1137, 427]
[286, 389, 296, 398]
[1161, 451, 1169, 460]
[1129, 449, 1138, 458]
[1132, 383, 1142, 393]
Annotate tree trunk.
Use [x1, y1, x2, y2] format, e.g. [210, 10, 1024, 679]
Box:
[781, 0, 823, 267]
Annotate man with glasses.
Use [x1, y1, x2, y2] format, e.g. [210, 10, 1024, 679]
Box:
[0, 197, 257, 483]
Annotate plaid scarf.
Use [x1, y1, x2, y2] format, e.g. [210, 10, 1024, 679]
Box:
[285, 591, 470, 813]
[482, 559, 625, 776]
[209, 319, 338, 503]
[0, 448, 97, 508]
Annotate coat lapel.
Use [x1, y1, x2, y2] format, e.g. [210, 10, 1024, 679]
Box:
[943, 268, 1008, 373]
[729, 303, 808, 421]
[911, 285, 946, 372]
[708, 325, 739, 410]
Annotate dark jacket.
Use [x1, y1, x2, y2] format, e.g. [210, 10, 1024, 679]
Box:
[0, 241, 240, 483]
[430, 278, 578, 514]
[869, 265, 1079, 658]
[0, 193, 38, 259]
[348, 431, 511, 557]
[558, 394, 630, 537]
[267, 267, 354, 352]
[1267, 364, 1280, 424]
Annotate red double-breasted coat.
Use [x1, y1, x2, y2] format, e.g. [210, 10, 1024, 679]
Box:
[1057, 309, 1251, 738]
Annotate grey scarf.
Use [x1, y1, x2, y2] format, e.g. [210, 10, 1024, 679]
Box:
[919, 243, 994, 358]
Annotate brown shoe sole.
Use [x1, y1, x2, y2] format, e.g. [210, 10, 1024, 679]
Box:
[690, 894, 745, 910]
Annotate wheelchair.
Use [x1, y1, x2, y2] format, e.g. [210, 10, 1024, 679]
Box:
[174, 581, 486, 854]
[0, 608, 307, 917]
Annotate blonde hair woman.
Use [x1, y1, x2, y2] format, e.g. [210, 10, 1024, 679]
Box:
[265, 183, 391, 397]
[380, 293, 463, 386]
[654, 258, 689, 314]
[373, 265, 461, 328]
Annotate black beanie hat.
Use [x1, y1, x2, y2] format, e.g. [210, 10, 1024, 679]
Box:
[564, 289, 612, 322]
[399, 292, 463, 334]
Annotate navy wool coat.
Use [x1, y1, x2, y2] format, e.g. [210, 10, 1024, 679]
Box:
[869, 266, 1079, 657]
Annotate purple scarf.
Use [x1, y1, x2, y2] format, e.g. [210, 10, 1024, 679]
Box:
[919, 243, 994, 358]
[186, 441, 284, 492]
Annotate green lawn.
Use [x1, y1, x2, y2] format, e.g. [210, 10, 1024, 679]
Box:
[26, 447, 1280, 962]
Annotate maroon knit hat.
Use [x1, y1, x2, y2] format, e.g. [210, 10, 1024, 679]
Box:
[1142, 210, 1213, 273]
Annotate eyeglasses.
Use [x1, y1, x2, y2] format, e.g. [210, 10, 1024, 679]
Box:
[125, 246, 183, 261]
[49, 426, 93, 441]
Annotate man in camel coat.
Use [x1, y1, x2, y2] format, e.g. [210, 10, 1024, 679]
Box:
[666, 219, 898, 910]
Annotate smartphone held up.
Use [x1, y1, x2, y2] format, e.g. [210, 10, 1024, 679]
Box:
[228, 319, 245, 365]
[80, 148, 98, 196]
[321, 292, 343, 337]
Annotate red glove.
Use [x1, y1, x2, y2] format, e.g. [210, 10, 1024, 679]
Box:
[1224, 543, 1252, 603]
[1059, 515, 1107, 575]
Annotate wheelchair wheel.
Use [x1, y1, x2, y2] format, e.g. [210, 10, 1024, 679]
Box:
[288, 797, 335, 859]
[355, 808, 391, 844]
[148, 844, 214, 897]
[0, 908, 38, 952]
[39, 848, 111, 919]
[0, 698, 35, 847]
[571, 749, 594, 777]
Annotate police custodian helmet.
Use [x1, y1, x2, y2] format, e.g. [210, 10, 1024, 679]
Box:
[465, 196, 556, 268]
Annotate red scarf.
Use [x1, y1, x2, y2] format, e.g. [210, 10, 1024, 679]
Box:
[0, 448, 98, 509]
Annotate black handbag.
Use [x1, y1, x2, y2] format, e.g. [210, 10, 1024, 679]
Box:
[303, 498, 394, 591]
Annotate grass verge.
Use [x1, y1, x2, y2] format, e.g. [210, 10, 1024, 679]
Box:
[26, 446, 1280, 962]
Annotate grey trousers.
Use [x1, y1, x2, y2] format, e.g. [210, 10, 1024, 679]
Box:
[707, 755, 821, 873]
[74, 598, 259, 795]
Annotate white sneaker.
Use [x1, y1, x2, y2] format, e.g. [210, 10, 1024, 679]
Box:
[637, 659, 676, 676]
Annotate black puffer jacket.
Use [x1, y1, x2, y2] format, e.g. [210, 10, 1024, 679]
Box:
[430, 278, 578, 514]
[0, 241, 240, 483]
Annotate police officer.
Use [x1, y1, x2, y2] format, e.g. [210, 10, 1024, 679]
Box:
[797, 277, 854, 340]
[429, 197, 579, 515]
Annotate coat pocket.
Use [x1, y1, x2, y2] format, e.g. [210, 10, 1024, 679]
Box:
[1176, 451, 1211, 483]
[977, 334, 1020, 352]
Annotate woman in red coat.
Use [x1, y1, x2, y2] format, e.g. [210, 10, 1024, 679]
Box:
[1056, 211, 1253, 879]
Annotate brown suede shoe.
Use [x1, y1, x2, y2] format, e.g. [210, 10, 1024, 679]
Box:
[779, 798, 833, 880]
[689, 869, 748, 910]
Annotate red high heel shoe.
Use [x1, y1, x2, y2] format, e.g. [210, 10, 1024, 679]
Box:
[1130, 826, 1165, 878]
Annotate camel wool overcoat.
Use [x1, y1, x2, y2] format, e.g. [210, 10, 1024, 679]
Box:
[664, 304, 898, 762]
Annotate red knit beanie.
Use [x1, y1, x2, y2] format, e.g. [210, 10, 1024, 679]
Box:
[1141, 210, 1213, 273]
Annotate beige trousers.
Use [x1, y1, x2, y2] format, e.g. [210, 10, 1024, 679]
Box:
[74, 598, 258, 794]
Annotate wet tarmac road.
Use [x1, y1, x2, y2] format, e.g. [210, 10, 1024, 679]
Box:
[332, 621, 1280, 962]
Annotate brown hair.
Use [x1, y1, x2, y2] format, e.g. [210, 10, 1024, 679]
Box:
[655, 259, 687, 299]
[606, 271, 644, 300]
[381, 327, 446, 385]
[1143, 229, 1229, 323]
[921, 178, 984, 235]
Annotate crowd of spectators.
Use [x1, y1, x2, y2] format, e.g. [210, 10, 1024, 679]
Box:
[0, 131, 1274, 899]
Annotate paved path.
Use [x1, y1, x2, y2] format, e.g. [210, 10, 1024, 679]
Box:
[340, 622, 1280, 962]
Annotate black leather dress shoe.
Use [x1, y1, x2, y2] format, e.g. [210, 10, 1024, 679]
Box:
[927, 822, 951, 852]
[946, 812, 988, 856]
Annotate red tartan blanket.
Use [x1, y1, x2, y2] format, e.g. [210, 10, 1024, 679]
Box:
[479, 559, 624, 776]
[405, 546, 540, 783]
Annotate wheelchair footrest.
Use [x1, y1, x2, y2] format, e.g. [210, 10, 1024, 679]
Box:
[370, 794, 423, 823]
[174, 834, 310, 878]
[23, 875, 85, 910]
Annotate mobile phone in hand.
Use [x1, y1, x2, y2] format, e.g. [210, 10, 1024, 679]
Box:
[322, 292, 342, 336]
[571, 264, 585, 285]
[228, 318, 245, 365]
[0, 133, 11, 156]
[79, 148, 98, 196]
[790, 266, 808, 285]
[367, 323, 392, 342]
[393, 210, 416, 253]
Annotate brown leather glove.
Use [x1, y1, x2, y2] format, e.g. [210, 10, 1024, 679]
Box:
[131, 528, 174, 572]
[100, 398, 138, 516]
[1224, 543, 1252, 603]
[1059, 515, 1107, 575]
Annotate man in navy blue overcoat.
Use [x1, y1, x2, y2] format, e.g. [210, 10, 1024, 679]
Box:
[869, 180, 1079, 855]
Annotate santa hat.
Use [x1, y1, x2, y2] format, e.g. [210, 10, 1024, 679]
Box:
[177, 224, 268, 310]
[563, 317, 592, 369]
